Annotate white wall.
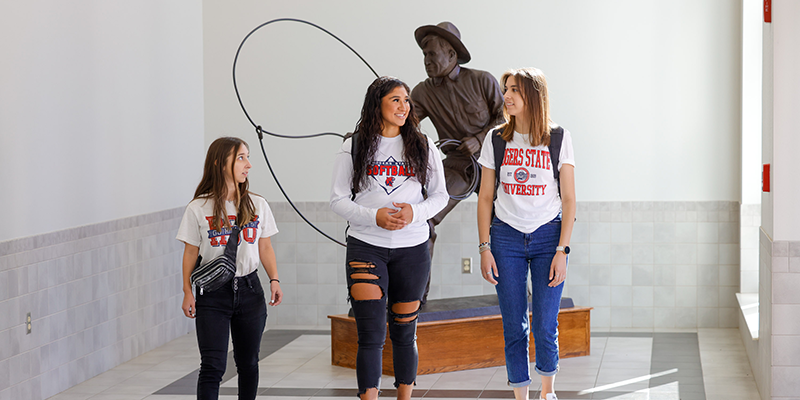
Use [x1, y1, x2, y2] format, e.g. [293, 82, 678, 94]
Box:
[742, 0, 763, 206]
[203, 0, 743, 204]
[761, 19, 774, 238]
[0, 1, 205, 243]
[740, 0, 764, 294]
[771, 0, 800, 241]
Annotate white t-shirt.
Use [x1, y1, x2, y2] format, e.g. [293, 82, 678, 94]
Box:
[478, 128, 575, 234]
[176, 194, 278, 276]
[330, 135, 448, 248]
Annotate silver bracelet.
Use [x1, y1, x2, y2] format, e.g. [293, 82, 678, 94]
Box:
[478, 242, 491, 253]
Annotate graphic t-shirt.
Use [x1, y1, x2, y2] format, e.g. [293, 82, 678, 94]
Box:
[176, 194, 278, 276]
[478, 128, 575, 234]
[330, 134, 448, 248]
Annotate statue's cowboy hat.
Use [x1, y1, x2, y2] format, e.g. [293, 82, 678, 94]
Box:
[414, 21, 471, 64]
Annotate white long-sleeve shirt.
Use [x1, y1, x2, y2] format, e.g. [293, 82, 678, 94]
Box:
[330, 134, 448, 248]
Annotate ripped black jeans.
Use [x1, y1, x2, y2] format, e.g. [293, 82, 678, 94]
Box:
[345, 236, 430, 395]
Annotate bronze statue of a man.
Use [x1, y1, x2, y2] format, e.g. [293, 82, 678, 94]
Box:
[411, 22, 504, 302]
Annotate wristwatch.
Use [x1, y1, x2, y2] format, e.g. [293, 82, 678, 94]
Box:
[556, 246, 570, 254]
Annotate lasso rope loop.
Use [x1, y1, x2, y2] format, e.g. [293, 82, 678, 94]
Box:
[233, 18, 480, 246]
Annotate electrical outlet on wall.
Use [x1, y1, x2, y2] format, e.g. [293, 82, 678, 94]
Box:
[26, 312, 31, 334]
[461, 258, 472, 274]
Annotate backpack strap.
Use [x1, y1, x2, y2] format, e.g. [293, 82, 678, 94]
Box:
[421, 135, 429, 199]
[349, 132, 359, 201]
[491, 128, 506, 198]
[492, 126, 564, 197]
[548, 126, 564, 196]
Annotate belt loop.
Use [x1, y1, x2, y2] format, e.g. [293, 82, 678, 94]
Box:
[244, 272, 253, 288]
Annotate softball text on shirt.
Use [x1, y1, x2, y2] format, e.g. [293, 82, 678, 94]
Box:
[367, 156, 416, 195]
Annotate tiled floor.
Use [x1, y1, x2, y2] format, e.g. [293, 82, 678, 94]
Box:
[46, 329, 759, 400]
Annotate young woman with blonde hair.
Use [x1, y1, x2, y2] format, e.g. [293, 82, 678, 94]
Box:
[477, 68, 576, 400]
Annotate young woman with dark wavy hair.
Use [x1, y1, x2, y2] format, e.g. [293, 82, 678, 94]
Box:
[330, 76, 448, 400]
[176, 136, 283, 400]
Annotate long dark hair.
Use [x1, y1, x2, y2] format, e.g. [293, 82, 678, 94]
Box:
[194, 137, 256, 230]
[351, 76, 429, 193]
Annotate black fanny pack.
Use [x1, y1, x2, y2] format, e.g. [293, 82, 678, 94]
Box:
[191, 225, 240, 295]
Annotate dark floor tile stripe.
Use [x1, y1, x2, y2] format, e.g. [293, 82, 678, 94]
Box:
[649, 333, 705, 399]
[262, 387, 322, 396]
[153, 329, 330, 395]
[315, 388, 360, 397]
[478, 389, 516, 398]
[219, 387, 239, 396]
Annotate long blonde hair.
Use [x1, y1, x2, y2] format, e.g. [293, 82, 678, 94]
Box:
[500, 67, 552, 146]
[193, 137, 256, 230]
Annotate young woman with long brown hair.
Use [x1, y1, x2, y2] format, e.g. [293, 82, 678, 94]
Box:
[177, 136, 283, 400]
[330, 76, 448, 400]
[477, 68, 576, 400]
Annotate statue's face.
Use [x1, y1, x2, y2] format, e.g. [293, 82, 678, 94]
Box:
[422, 40, 456, 78]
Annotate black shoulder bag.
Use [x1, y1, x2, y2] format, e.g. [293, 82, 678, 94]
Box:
[190, 225, 240, 295]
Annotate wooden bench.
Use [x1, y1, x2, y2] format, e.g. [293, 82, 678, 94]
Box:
[329, 305, 591, 375]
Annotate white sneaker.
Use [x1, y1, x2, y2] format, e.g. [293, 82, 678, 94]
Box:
[544, 393, 557, 400]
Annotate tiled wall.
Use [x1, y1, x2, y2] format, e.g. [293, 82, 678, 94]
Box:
[267, 200, 741, 330]
[566, 201, 740, 330]
[0, 208, 191, 400]
[748, 228, 773, 400]
[0, 201, 747, 398]
[764, 234, 800, 398]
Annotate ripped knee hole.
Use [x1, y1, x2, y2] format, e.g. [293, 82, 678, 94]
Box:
[350, 273, 378, 280]
[392, 301, 420, 323]
[350, 282, 382, 301]
[348, 261, 375, 269]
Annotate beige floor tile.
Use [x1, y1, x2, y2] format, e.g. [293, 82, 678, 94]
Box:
[129, 370, 191, 381]
[703, 383, 761, 396]
[43, 328, 765, 400]
[88, 394, 148, 400]
[60, 384, 108, 396]
[252, 397, 310, 400]
[81, 370, 140, 387]
[45, 394, 93, 400]
[704, 394, 762, 400]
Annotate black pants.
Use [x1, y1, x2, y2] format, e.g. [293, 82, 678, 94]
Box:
[345, 236, 430, 395]
[195, 270, 267, 400]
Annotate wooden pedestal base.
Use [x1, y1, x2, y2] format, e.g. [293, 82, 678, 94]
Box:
[329, 306, 591, 375]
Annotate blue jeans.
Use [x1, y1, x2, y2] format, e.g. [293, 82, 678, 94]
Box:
[345, 236, 430, 395]
[491, 216, 564, 387]
[195, 270, 267, 400]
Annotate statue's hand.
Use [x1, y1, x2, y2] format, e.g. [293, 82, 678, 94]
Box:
[457, 136, 481, 155]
